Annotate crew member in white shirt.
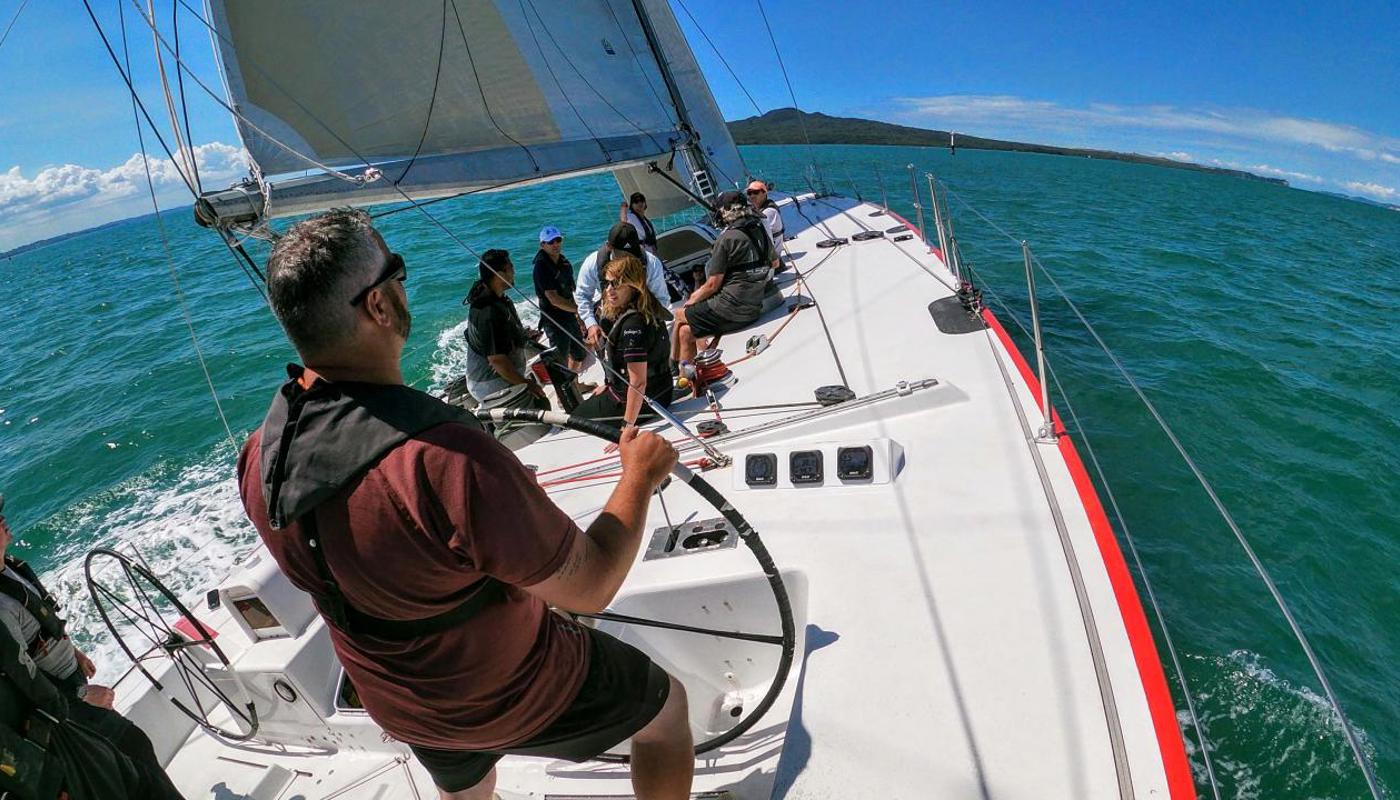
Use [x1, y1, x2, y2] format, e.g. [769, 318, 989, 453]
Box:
[575, 222, 673, 350]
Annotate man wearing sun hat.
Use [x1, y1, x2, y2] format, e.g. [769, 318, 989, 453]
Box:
[531, 225, 592, 385]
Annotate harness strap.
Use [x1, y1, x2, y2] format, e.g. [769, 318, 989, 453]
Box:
[299, 510, 504, 640]
[0, 561, 66, 658]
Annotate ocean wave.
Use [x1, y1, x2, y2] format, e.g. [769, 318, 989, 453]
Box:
[1178, 649, 1386, 799]
[36, 444, 258, 686]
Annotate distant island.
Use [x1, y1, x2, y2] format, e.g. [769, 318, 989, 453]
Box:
[727, 108, 1289, 186]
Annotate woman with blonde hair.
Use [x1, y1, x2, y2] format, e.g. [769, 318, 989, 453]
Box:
[574, 253, 674, 428]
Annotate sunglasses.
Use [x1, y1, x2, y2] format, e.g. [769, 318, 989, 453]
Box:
[545, 237, 563, 245]
[746, 188, 766, 195]
[349, 252, 407, 306]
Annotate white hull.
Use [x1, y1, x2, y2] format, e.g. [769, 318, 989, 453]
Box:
[105, 194, 1192, 799]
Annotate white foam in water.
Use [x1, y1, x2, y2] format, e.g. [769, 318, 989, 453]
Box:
[424, 299, 541, 394]
[38, 444, 259, 686]
[1176, 649, 1383, 799]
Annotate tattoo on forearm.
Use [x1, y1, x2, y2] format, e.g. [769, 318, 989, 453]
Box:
[557, 545, 588, 579]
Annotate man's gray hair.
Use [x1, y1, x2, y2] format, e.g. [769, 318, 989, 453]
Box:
[266, 208, 380, 356]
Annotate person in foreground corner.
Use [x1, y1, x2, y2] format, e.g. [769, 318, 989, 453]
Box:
[237, 209, 694, 800]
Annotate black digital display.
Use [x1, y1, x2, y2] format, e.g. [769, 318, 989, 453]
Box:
[745, 453, 778, 486]
[790, 450, 824, 484]
[837, 445, 875, 480]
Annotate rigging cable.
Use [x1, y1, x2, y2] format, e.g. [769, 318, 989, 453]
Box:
[115, 0, 237, 453]
[674, 0, 763, 116]
[944, 184, 1382, 800]
[754, 0, 825, 192]
[148, 0, 196, 192]
[512, 0, 609, 162]
[170, 0, 200, 192]
[395, 0, 450, 185]
[449, 0, 540, 172]
[0, 0, 29, 53]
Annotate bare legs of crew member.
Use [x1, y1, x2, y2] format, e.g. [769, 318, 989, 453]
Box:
[439, 676, 692, 800]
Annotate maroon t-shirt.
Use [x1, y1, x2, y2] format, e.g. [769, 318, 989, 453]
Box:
[238, 422, 590, 750]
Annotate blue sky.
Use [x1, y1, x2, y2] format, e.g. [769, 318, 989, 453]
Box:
[2, 0, 1397, 251]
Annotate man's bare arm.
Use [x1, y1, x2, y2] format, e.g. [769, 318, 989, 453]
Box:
[525, 429, 675, 612]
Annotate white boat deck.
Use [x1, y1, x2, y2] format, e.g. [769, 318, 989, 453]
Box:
[121, 194, 1191, 799]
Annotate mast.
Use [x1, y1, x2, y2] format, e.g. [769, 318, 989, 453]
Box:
[629, 0, 717, 200]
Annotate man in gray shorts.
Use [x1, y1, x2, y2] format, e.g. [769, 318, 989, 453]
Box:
[673, 190, 774, 364]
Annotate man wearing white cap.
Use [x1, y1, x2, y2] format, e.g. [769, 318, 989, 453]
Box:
[531, 226, 591, 382]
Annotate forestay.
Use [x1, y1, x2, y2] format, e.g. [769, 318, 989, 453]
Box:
[202, 0, 733, 220]
[610, 0, 748, 216]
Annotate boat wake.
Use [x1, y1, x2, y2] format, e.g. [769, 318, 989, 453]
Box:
[1181, 649, 1387, 799]
[34, 443, 258, 685]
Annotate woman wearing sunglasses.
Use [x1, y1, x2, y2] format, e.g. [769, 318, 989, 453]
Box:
[573, 254, 674, 430]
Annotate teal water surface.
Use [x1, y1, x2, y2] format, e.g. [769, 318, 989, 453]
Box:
[0, 144, 1396, 798]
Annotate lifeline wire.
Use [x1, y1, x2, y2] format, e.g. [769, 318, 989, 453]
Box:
[946, 183, 1381, 799]
[135, 1, 723, 461]
[968, 267, 1221, 800]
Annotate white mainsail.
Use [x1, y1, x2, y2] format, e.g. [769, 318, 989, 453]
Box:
[199, 0, 744, 223]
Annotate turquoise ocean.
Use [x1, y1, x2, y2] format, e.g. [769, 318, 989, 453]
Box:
[0, 144, 1396, 798]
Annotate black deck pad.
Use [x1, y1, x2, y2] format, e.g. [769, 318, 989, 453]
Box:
[928, 296, 987, 335]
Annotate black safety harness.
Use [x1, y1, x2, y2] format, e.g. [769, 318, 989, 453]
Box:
[262, 376, 504, 641]
[0, 557, 67, 661]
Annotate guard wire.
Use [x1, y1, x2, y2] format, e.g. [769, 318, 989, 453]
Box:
[947, 185, 1379, 799]
[969, 268, 1221, 800]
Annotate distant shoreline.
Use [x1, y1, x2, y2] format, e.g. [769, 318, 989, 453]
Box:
[727, 108, 1289, 186]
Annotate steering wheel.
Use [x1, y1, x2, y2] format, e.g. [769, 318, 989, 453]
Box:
[482, 408, 796, 761]
[84, 547, 260, 741]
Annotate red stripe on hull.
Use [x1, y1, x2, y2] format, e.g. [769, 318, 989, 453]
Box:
[980, 307, 1196, 799]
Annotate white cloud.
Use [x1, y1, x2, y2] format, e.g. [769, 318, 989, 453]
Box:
[892, 95, 1400, 166]
[1208, 160, 1325, 185]
[0, 142, 247, 251]
[1341, 180, 1398, 201]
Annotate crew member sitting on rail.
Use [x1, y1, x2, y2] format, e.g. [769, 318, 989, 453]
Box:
[573, 254, 674, 430]
[0, 493, 185, 800]
[462, 248, 549, 406]
[620, 192, 659, 257]
[672, 191, 775, 365]
[575, 222, 674, 350]
[747, 179, 784, 272]
[239, 210, 693, 800]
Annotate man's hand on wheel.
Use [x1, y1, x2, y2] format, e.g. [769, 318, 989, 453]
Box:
[617, 427, 676, 491]
[75, 649, 97, 679]
[80, 685, 115, 710]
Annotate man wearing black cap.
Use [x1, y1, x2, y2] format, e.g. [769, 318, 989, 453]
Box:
[573, 222, 674, 350]
[672, 191, 774, 364]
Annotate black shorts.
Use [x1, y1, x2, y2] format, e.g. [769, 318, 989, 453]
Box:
[408, 627, 670, 792]
[541, 314, 587, 361]
[684, 297, 756, 339]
